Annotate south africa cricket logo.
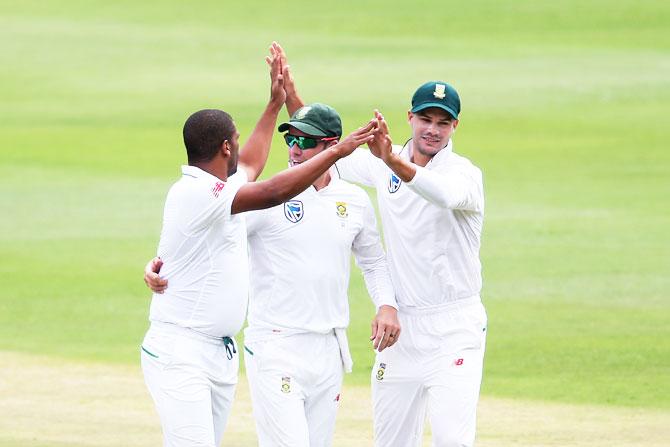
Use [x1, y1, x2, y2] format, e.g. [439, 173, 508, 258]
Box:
[284, 200, 304, 223]
[335, 201, 348, 218]
[388, 173, 401, 193]
[376, 363, 386, 381]
[281, 376, 291, 393]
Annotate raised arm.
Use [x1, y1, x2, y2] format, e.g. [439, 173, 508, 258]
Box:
[266, 43, 304, 116]
[231, 120, 377, 214]
[237, 42, 287, 181]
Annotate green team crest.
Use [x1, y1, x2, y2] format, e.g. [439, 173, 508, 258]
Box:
[376, 362, 386, 381]
[281, 376, 291, 393]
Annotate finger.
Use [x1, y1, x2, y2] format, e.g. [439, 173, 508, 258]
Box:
[370, 320, 378, 341]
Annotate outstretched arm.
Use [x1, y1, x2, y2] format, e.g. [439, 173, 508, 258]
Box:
[237, 42, 287, 181]
[231, 120, 377, 214]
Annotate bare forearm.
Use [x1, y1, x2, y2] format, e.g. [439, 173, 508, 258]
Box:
[383, 153, 417, 182]
[285, 91, 304, 116]
[232, 146, 341, 213]
[238, 100, 283, 181]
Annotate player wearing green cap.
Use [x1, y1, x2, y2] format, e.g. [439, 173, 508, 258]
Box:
[278, 44, 487, 447]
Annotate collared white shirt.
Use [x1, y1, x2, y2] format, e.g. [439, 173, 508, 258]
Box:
[149, 165, 249, 338]
[334, 140, 484, 308]
[244, 176, 396, 342]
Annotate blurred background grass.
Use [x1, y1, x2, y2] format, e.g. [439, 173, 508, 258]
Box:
[1, 0, 668, 409]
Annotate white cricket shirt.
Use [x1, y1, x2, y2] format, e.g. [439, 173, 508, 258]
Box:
[149, 165, 249, 338]
[244, 177, 396, 342]
[335, 140, 484, 308]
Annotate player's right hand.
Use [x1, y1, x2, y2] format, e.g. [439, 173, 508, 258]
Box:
[266, 41, 286, 106]
[368, 109, 393, 161]
[331, 120, 378, 158]
[144, 257, 168, 294]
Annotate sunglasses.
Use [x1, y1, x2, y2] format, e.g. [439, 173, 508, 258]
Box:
[283, 134, 339, 150]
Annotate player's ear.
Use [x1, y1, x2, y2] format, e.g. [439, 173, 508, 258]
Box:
[221, 140, 231, 157]
[407, 110, 413, 122]
[452, 119, 459, 130]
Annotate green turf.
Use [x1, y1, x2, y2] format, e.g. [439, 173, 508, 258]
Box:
[1, 0, 668, 409]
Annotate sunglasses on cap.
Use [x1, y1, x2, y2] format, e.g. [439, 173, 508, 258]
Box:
[283, 134, 339, 150]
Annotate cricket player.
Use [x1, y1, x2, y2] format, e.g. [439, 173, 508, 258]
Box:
[145, 102, 401, 447]
[243, 102, 399, 447]
[340, 85, 487, 447]
[140, 43, 378, 447]
[281, 58, 486, 445]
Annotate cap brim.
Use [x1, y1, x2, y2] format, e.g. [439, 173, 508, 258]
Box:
[410, 103, 458, 119]
[277, 121, 328, 137]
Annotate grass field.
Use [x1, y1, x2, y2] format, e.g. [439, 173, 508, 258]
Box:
[1, 0, 669, 445]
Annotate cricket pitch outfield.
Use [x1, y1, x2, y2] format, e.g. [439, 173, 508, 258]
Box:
[1, 351, 667, 447]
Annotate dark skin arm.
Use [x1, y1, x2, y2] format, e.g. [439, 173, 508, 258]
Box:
[231, 120, 378, 214]
[237, 42, 286, 181]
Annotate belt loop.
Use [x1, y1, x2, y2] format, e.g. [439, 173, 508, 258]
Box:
[223, 337, 237, 360]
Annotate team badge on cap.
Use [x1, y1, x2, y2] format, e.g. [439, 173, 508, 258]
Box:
[388, 173, 402, 193]
[295, 106, 311, 119]
[281, 376, 291, 393]
[376, 362, 386, 381]
[433, 83, 446, 99]
[284, 200, 304, 223]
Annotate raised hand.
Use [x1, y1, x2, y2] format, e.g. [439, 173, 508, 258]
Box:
[265, 41, 286, 106]
[368, 109, 393, 161]
[332, 119, 379, 158]
[266, 42, 303, 114]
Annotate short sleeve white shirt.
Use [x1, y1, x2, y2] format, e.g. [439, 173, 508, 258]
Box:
[149, 165, 249, 337]
[244, 177, 395, 341]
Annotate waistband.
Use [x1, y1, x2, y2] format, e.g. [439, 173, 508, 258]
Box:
[398, 296, 481, 316]
[150, 320, 235, 345]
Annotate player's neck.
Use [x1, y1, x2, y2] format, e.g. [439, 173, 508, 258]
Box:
[192, 160, 229, 182]
[312, 171, 332, 191]
[409, 140, 433, 167]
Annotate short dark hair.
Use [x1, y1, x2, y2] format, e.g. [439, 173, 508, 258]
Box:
[183, 109, 236, 163]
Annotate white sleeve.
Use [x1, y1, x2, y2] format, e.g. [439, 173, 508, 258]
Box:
[186, 169, 248, 233]
[351, 195, 397, 310]
[334, 148, 377, 187]
[406, 163, 484, 212]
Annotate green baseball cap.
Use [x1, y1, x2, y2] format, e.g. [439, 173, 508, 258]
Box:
[278, 103, 342, 137]
[410, 81, 460, 119]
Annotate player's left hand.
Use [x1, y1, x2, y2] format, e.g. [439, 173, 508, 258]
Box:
[370, 305, 401, 351]
[144, 257, 168, 294]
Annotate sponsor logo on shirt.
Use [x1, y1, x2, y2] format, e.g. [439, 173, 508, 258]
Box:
[376, 362, 386, 381]
[212, 181, 225, 198]
[335, 201, 348, 218]
[455, 358, 464, 366]
[281, 376, 291, 393]
[388, 173, 402, 193]
[284, 200, 304, 223]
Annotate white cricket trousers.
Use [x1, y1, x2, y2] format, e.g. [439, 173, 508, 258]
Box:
[244, 331, 344, 447]
[371, 298, 487, 447]
[141, 322, 239, 447]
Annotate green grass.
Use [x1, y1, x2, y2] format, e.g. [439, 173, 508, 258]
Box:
[1, 0, 669, 409]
